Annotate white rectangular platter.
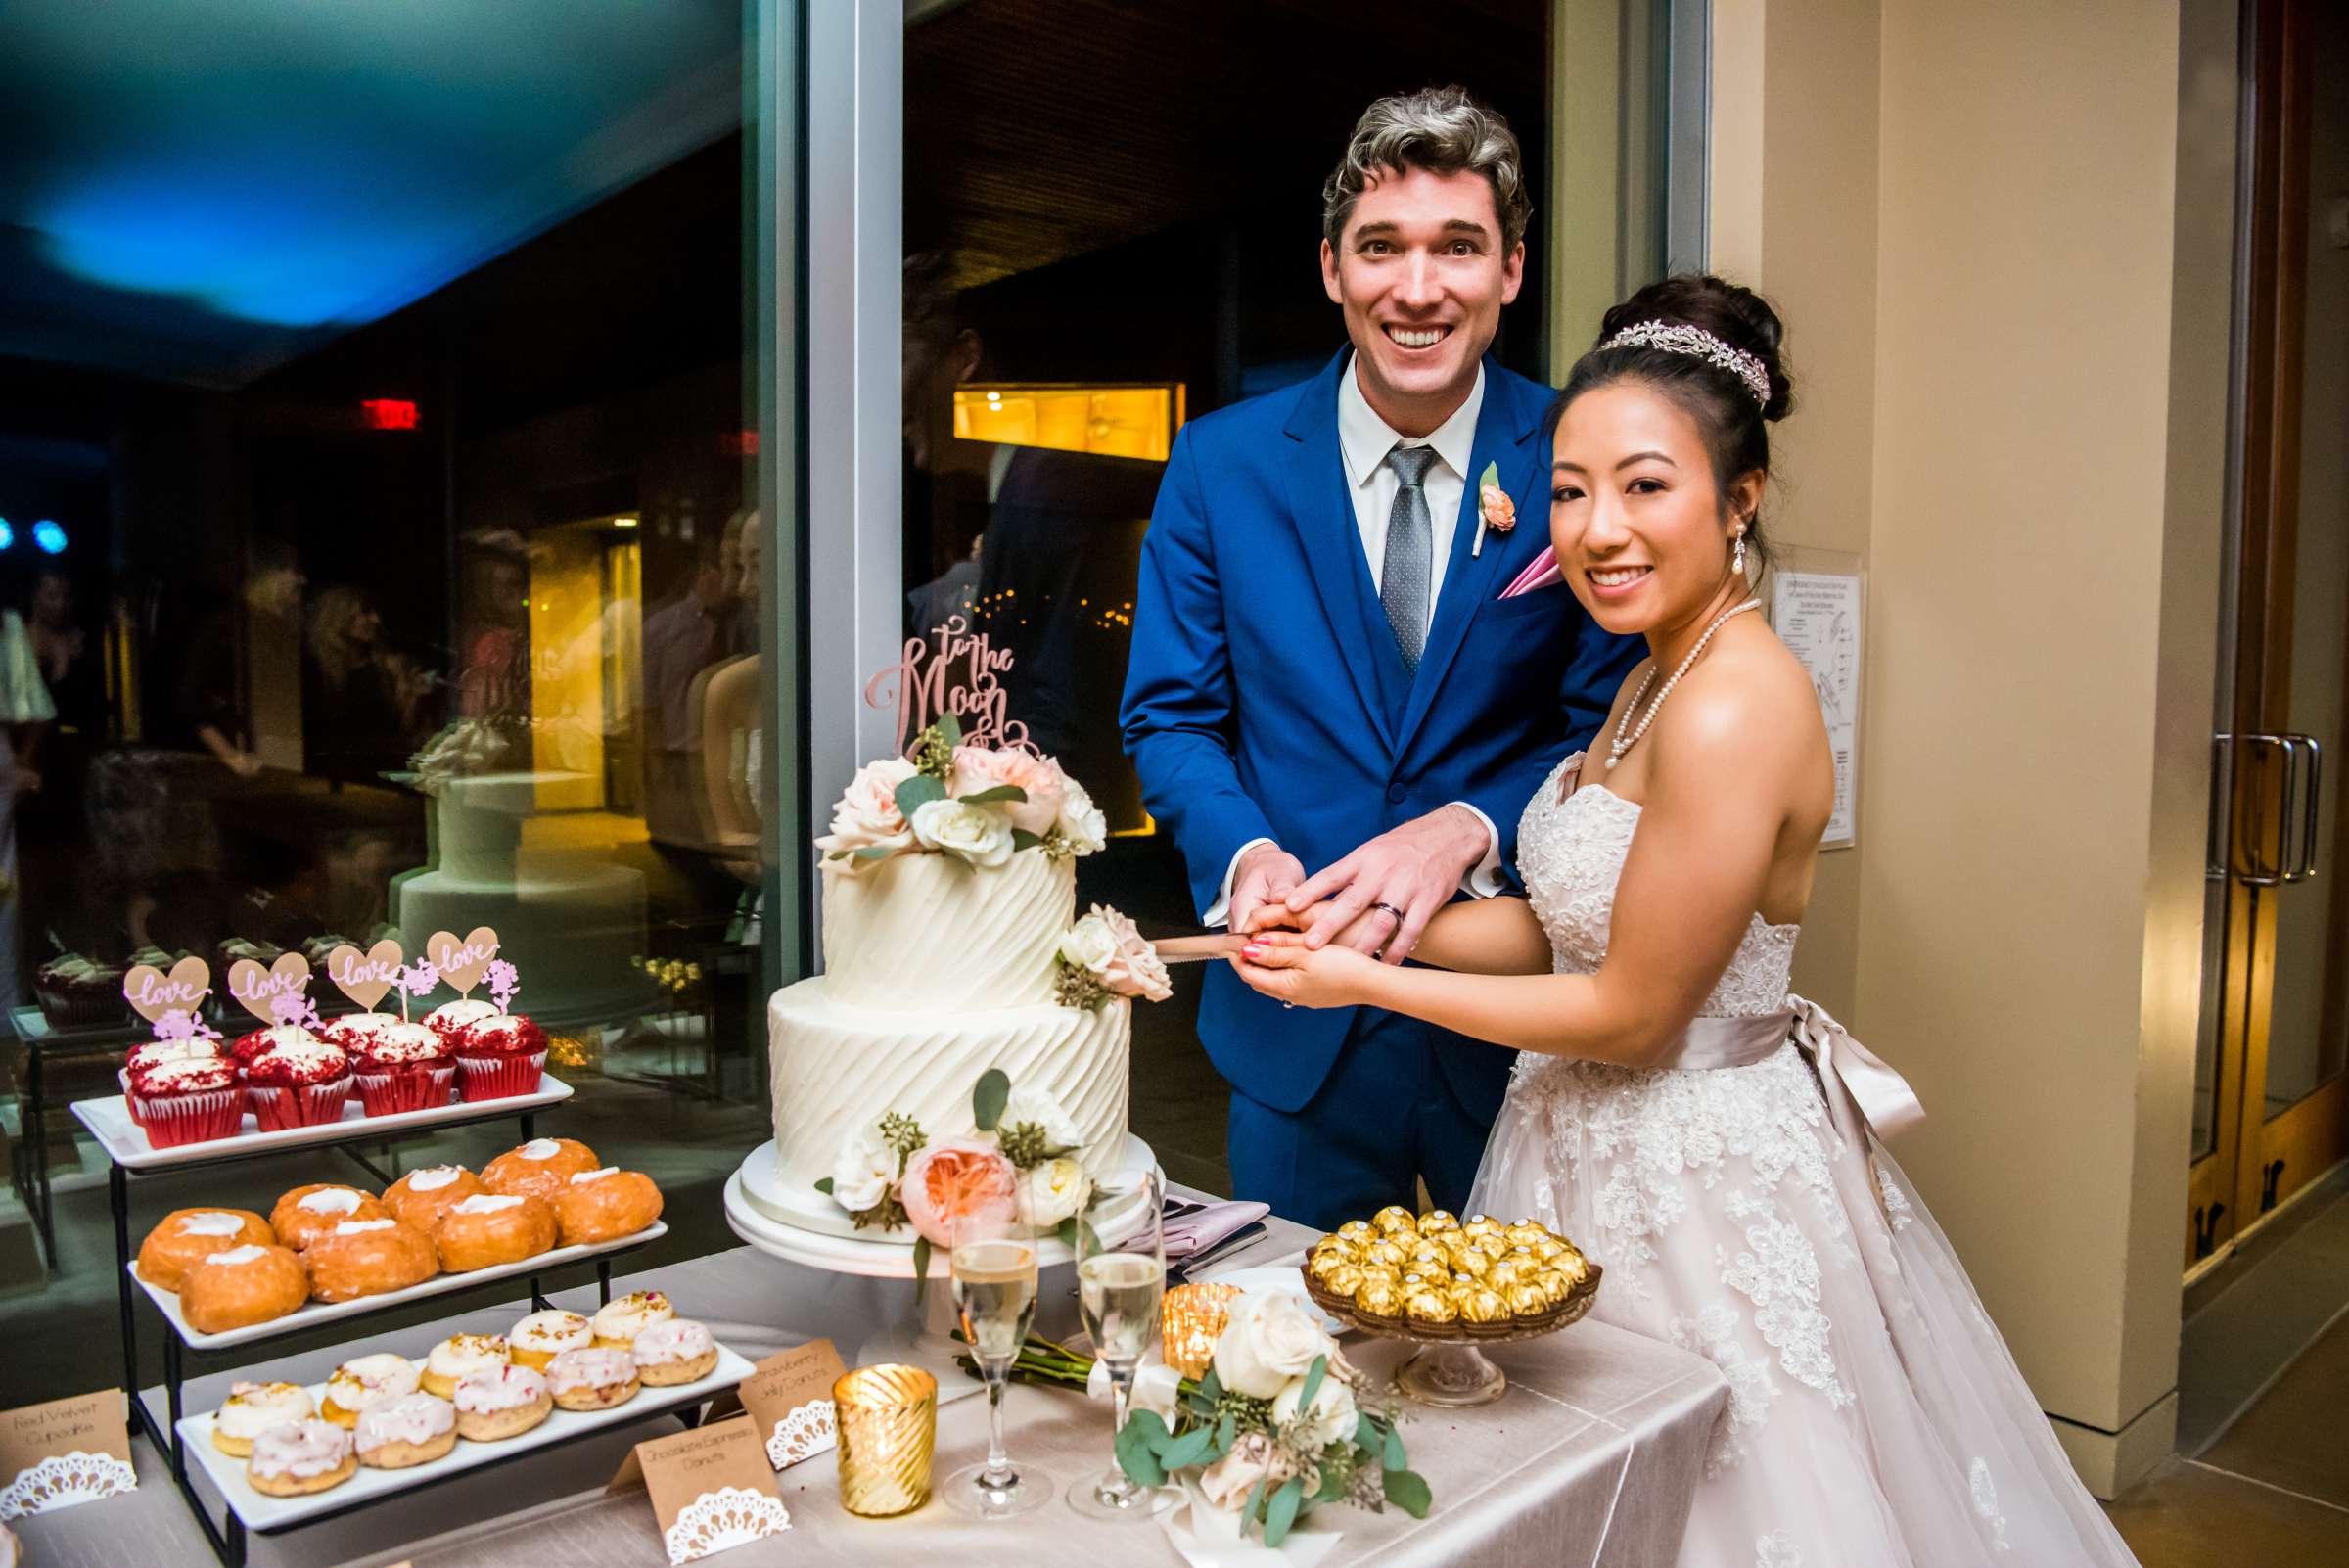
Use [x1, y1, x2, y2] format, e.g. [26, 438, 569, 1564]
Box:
[132, 1222, 668, 1350]
[174, 1342, 754, 1533]
[72, 1073, 574, 1171]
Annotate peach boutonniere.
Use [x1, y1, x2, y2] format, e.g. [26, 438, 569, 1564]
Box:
[1472, 460, 1514, 556]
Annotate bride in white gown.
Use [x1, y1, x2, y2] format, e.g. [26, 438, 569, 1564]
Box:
[1235, 276, 2140, 1567]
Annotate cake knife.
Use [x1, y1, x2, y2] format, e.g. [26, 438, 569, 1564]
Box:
[1150, 934, 1250, 965]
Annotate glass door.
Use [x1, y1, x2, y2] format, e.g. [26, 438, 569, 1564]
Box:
[2189, 0, 2348, 1267]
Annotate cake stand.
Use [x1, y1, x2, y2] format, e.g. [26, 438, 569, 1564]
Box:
[723, 1134, 1162, 1383]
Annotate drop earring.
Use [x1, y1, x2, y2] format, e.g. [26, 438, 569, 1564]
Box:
[1731, 530, 1747, 576]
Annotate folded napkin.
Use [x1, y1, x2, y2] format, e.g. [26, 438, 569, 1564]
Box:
[1164, 1201, 1270, 1261]
[1162, 1478, 1344, 1568]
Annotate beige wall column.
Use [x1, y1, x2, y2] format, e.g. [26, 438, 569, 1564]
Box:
[1713, 0, 2218, 1498]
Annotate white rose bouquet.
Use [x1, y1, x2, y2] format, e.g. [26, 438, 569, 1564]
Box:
[963, 1289, 1430, 1549]
[1054, 903, 1172, 1008]
[818, 713, 1108, 871]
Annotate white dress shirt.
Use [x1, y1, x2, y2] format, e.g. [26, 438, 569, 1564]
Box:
[1202, 357, 1504, 928]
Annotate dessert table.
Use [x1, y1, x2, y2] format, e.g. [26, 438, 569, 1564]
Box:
[12, 1197, 1728, 1568]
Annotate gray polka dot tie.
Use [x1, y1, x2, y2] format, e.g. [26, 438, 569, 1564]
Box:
[1380, 443, 1439, 670]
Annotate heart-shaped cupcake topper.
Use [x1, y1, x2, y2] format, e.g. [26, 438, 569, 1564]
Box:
[153, 1006, 220, 1043]
[228, 952, 313, 1029]
[124, 956, 212, 1026]
[326, 940, 404, 1011]
[395, 960, 439, 1025]
[485, 958, 520, 1013]
[426, 928, 498, 995]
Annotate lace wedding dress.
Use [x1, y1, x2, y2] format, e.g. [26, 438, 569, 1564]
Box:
[1469, 765, 2142, 1567]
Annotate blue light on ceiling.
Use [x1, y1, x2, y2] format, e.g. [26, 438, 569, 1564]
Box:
[32, 521, 66, 555]
[0, 520, 12, 550]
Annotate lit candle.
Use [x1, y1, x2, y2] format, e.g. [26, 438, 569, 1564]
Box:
[833, 1363, 938, 1516]
[1160, 1282, 1242, 1380]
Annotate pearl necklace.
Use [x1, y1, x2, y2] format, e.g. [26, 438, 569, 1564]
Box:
[1605, 598, 1762, 770]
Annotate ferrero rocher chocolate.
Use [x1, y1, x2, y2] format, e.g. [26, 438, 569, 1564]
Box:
[1450, 1247, 1491, 1279]
[1406, 1245, 1448, 1271]
[1532, 1269, 1574, 1308]
[1360, 1238, 1407, 1269]
[1372, 1205, 1418, 1235]
[1417, 1210, 1460, 1234]
[1550, 1250, 1589, 1284]
[1354, 1277, 1405, 1321]
[1504, 1222, 1549, 1248]
[1531, 1237, 1568, 1262]
[1485, 1259, 1529, 1291]
[1459, 1286, 1509, 1324]
[1506, 1280, 1552, 1318]
[1320, 1263, 1366, 1297]
[1309, 1252, 1355, 1284]
[1337, 1220, 1376, 1243]
[1355, 1266, 1402, 1294]
[1471, 1231, 1513, 1259]
[1461, 1215, 1503, 1239]
[1405, 1289, 1458, 1329]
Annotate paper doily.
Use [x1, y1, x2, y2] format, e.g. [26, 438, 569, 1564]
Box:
[764, 1400, 837, 1470]
[664, 1486, 791, 1565]
[0, 1452, 137, 1520]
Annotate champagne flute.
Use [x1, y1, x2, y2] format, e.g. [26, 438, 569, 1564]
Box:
[944, 1205, 1053, 1517]
[1069, 1166, 1173, 1519]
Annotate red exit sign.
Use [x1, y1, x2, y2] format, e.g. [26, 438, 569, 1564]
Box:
[361, 398, 420, 431]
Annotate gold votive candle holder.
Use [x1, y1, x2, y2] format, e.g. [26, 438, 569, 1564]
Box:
[833, 1363, 938, 1516]
[1160, 1281, 1242, 1379]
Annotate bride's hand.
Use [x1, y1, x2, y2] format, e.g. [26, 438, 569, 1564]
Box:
[1231, 932, 1380, 1010]
[1241, 899, 1389, 952]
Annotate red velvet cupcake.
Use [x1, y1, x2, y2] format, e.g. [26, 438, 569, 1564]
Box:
[120, 1039, 223, 1129]
[239, 1029, 352, 1131]
[423, 998, 498, 1050]
[453, 1014, 548, 1102]
[127, 1057, 246, 1148]
[327, 1014, 455, 1115]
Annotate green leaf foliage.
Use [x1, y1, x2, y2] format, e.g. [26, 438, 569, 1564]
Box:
[1115, 1409, 1170, 1488]
[935, 711, 963, 749]
[1157, 1421, 1218, 1471]
[1214, 1411, 1235, 1457]
[972, 1068, 1010, 1132]
[1263, 1476, 1304, 1547]
[1011, 828, 1043, 852]
[911, 1235, 932, 1309]
[1382, 1467, 1432, 1518]
[893, 773, 947, 823]
[812, 1176, 835, 1194]
[852, 846, 894, 860]
[1056, 1217, 1081, 1251]
[1199, 1366, 1222, 1404]
[1383, 1421, 1406, 1470]
[1355, 1412, 1382, 1453]
[956, 784, 1028, 805]
[1297, 1353, 1326, 1414]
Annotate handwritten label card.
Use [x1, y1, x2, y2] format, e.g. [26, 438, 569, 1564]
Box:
[612, 1416, 789, 1565]
[325, 940, 404, 1011]
[740, 1339, 846, 1471]
[425, 927, 499, 995]
[121, 958, 210, 1026]
[0, 1390, 135, 1520]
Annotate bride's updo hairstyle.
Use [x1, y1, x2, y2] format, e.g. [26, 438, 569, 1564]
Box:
[1547, 274, 1793, 570]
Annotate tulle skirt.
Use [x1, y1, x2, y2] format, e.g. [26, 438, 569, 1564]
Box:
[1469, 1040, 2141, 1567]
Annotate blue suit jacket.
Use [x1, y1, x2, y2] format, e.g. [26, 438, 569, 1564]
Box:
[1120, 349, 1642, 1119]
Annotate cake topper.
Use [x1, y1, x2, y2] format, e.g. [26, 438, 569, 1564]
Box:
[863, 613, 1031, 757]
[326, 939, 404, 1011]
[486, 959, 520, 1013]
[266, 988, 324, 1034]
[394, 960, 439, 1025]
[123, 955, 211, 1027]
[426, 927, 499, 994]
[228, 952, 315, 1029]
[150, 1005, 219, 1043]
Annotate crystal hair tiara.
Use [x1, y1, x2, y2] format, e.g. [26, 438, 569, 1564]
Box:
[1597, 320, 1772, 407]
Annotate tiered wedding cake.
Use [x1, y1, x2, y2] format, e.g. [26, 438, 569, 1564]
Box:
[762, 723, 1169, 1236]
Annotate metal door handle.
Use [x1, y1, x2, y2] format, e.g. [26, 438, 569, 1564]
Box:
[2230, 733, 2290, 886]
[2283, 733, 2321, 883]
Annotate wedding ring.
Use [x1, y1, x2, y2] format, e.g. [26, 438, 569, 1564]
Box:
[1371, 901, 1406, 922]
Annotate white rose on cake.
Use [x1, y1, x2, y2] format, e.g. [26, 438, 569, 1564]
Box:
[1058, 914, 1119, 975]
[1013, 1156, 1089, 1225]
[816, 756, 919, 864]
[911, 797, 1015, 868]
[830, 1126, 898, 1213]
[950, 746, 1068, 837]
[1001, 1084, 1083, 1151]
[1270, 1366, 1357, 1449]
[1055, 778, 1108, 855]
[1213, 1290, 1338, 1399]
[1089, 904, 1174, 1002]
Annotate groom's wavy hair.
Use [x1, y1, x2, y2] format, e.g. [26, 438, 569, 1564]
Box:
[1322, 86, 1532, 253]
[1547, 274, 1795, 575]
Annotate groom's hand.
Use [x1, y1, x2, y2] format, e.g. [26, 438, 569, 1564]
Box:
[1229, 842, 1309, 937]
[1286, 805, 1488, 964]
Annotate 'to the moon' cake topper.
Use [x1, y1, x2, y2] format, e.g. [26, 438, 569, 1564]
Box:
[326, 940, 404, 1011]
[228, 952, 313, 1028]
[862, 612, 1032, 758]
[123, 956, 211, 1026]
[427, 928, 499, 995]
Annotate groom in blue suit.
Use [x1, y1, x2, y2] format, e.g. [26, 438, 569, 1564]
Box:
[1121, 88, 1641, 1228]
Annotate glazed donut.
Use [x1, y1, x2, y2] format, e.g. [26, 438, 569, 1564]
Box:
[552, 1168, 663, 1246]
[420, 1333, 509, 1400]
[480, 1137, 600, 1202]
[136, 1208, 275, 1292]
[453, 1364, 551, 1442]
[181, 1244, 308, 1335]
[383, 1164, 484, 1233]
[544, 1347, 639, 1412]
[589, 1290, 673, 1351]
[432, 1192, 556, 1272]
[303, 1219, 438, 1304]
[630, 1319, 718, 1387]
[353, 1392, 457, 1469]
[247, 1419, 355, 1497]
[507, 1309, 592, 1370]
[319, 1353, 420, 1427]
[269, 1184, 391, 1252]
[211, 1380, 313, 1457]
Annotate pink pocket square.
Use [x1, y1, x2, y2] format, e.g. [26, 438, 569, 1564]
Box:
[1500, 547, 1562, 598]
